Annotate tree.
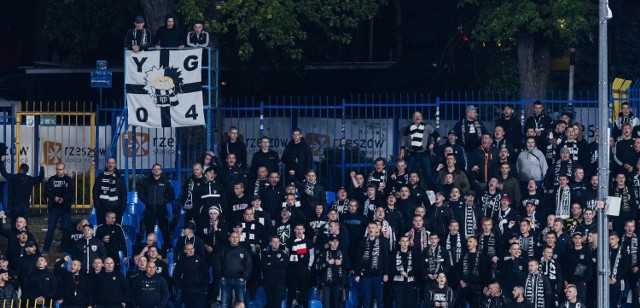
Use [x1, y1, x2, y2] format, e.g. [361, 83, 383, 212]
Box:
[459, 0, 597, 100]
[176, 0, 386, 61]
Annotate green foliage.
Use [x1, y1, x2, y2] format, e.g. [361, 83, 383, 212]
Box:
[42, 0, 142, 64]
[461, 0, 596, 46]
[176, 0, 386, 61]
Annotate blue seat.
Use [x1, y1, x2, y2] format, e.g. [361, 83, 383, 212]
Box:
[344, 300, 355, 308]
[348, 289, 358, 307]
[167, 251, 174, 277]
[255, 287, 266, 306]
[119, 251, 128, 276]
[127, 191, 139, 204]
[309, 287, 319, 301]
[326, 191, 337, 208]
[309, 299, 322, 308]
[247, 301, 261, 308]
[88, 208, 97, 226]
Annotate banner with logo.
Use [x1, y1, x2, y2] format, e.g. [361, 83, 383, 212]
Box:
[125, 49, 205, 128]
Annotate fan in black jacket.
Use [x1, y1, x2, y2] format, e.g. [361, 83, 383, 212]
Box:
[0, 157, 44, 225]
[261, 236, 289, 308]
[22, 257, 57, 308]
[53, 257, 93, 307]
[173, 243, 209, 308]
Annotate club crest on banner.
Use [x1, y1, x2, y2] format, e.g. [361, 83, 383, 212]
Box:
[125, 49, 205, 128]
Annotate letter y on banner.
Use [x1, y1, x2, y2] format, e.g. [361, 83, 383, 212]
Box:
[125, 49, 205, 128]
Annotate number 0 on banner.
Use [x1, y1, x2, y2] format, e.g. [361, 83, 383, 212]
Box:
[125, 49, 205, 128]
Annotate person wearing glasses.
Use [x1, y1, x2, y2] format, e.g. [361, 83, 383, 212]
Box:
[124, 15, 151, 52]
[42, 162, 74, 254]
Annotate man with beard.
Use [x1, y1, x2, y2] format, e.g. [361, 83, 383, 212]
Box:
[94, 210, 128, 271]
[54, 256, 93, 307]
[452, 105, 488, 153]
[293, 170, 327, 218]
[261, 171, 285, 219]
[468, 133, 499, 192]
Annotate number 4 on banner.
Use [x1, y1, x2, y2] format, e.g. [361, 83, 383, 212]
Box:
[185, 105, 199, 120]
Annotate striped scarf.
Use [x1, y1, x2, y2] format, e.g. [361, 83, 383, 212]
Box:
[464, 204, 477, 238]
[394, 250, 413, 282]
[362, 237, 381, 271]
[524, 273, 546, 308]
[425, 245, 445, 274]
[460, 119, 483, 148]
[555, 186, 571, 219]
[446, 233, 462, 266]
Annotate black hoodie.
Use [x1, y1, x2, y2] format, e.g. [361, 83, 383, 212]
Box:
[152, 14, 185, 48]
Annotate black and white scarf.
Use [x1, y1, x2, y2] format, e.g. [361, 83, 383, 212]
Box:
[524, 273, 546, 308]
[425, 245, 445, 274]
[561, 302, 583, 308]
[539, 259, 559, 282]
[555, 186, 571, 219]
[464, 204, 477, 238]
[623, 234, 638, 266]
[305, 181, 316, 197]
[325, 249, 343, 283]
[553, 160, 572, 187]
[331, 199, 349, 215]
[519, 234, 535, 257]
[479, 232, 497, 257]
[362, 237, 381, 271]
[394, 250, 413, 282]
[461, 119, 483, 147]
[614, 186, 632, 213]
[462, 251, 481, 278]
[446, 233, 462, 266]
[611, 245, 623, 279]
[482, 192, 502, 220]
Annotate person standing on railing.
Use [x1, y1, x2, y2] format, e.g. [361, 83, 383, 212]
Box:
[153, 14, 185, 50]
[282, 128, 313, 184]
[42, 162, 74, 255]
[452, 105, 488, 154]
[495, 104, 523, 152]
[400, 111, 439, 189]
[124, 15, 151, 52]
[0, 156, 44, 227]
[92, 157, 127, 225]
[138, 164, 176, 253]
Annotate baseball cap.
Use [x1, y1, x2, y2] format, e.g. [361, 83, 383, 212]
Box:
[25, 240, 36, 248]
[572, 231, 583, 238]
[134, 16, 145, 23]
[464, 190, 476, 197]
[465, 105, 477, 113]
[328, 234, 340, 241]
[559, 147, 570, 154]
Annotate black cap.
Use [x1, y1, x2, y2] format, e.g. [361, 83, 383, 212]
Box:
[448, 130, 457, 136]
[183, 222, 197, 231]
[0, 255, 7, 261]
[327, 234, 340, 241]
[252, 195, 261, 201]
[134, 16, 145, 23]
[17, 228, 28, 234]
[464, 190, 476, 197]
[25, 240, 36, 248]
[572, 231, 583, 238]
[83, 223, 94, 229]
[204, 166, 215, 174]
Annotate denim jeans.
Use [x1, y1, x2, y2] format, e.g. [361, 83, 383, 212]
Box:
[358, 275, 384, 308]
[43, 207, 71, 252]
[407, 153, 436, 189]
[221, 278, 246, 308]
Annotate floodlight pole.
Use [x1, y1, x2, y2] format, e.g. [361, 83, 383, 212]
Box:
[596, 0, 610, 307]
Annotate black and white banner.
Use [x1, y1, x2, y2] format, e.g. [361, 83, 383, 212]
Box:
[125, 49, 205, 128]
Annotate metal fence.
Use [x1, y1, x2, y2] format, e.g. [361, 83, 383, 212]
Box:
[5, 83, 639, 212]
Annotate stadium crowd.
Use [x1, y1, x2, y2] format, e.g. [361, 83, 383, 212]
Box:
[0, 96, 638, 308]
[1, 10, 637, 308]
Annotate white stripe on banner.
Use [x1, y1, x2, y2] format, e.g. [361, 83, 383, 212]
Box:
[125, 49, 205, 128]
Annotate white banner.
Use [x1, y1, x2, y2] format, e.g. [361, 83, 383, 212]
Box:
[125, 49, 205, 128]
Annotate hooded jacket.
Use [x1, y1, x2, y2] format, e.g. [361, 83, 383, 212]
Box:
[281, 137, 313, 180]
[152, 15, 185, 48]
